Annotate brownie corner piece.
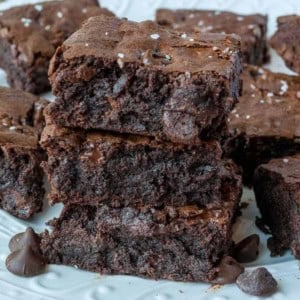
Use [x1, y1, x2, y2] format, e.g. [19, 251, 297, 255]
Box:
[225, 65, 300, 185]
[270, 15, 300, 74]
[156, 9, 268, 66]
[0, 0, 114, 94]
[46, 15, 242, 144]
[254, 156, 300, 258]
[0, 87, 47, 219]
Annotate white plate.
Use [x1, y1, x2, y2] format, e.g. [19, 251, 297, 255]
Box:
[0, 1, 300, 299]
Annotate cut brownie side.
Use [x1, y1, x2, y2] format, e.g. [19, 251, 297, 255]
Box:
[40, 124, 242, 208]
[0, 0, 114, 94]
[254, 156, 300, 258]
[0, 87, 47, 219]
[225, 65, 300, 185]
[46, 15, 242, 145]
[270, 15, 300, 74]
[41, 194, 239, 282]
[156, 9, 268, 66]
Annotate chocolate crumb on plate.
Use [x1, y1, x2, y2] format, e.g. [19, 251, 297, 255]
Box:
[236, 267, 278, 296]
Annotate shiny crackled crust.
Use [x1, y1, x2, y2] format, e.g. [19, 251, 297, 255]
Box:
[254, 156, 300, 258]
[156, 9, 269, 66]
[0, 0, 114, 94]
[46, 15, 242, 144]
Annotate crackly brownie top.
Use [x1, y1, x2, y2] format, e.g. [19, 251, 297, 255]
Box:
[0, 0, 114, 65]
[258, 155, 300, 186]
[270, 15, 300, 72]
[0, 87, 47, 148]
[53, 15, 241, 76]
[228, 65, 300, 139]
[156, 9, 267, 42]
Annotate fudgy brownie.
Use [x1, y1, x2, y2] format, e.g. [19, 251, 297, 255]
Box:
[0, 87, 47, 219]
[156, 9, 268, 66]
[225, 65, 300, 185]
[254, 156, 300, 258]
[40, 124, 242, 208]
[41, 194, 240, 282]
[0, 0, 114, 94]
[270, 15, 300, 74]
[46, 15, 242, 145]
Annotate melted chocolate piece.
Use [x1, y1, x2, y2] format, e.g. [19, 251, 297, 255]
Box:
[6, 246, 46, 277]
[236, 267, 278, 296]
[211, 256, 244, 284]
[234, 234, 260, 263]
[9, 227, 41, 254]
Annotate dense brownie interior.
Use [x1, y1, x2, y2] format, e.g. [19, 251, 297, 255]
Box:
[41, 197, 239, 282]
[254, 156, 300, 258]
[41, 124, 242, 208]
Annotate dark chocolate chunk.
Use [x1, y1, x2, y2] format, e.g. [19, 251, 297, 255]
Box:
[234, 234, 260, 263]
[6, 246, 46, 277]
[267, 237, 286, 257]
[9, 227, 41, 254]
[211, 256, 244, 284]
[236, 267, 278, 296]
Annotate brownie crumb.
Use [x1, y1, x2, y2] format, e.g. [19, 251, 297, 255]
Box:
[236, 267, 277, 296]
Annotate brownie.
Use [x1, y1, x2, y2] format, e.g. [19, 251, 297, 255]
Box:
[225, 65, 300, 185]
[0, 87, 47, 219]
[40, 123, 242, 208]
[254, 156, 300, 258]
[0, 0, 114, 94]
[270, 15, 300, 74]
[45, 15, 242, 145]
[156, 9, 268, 66]
[41, 192, 240, 282]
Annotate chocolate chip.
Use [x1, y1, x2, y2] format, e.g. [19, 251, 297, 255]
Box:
[236, 267, 278, 296]
[9, 227, 41, 254]
[211, 256, 244, 284]
[6, 246, 46, 277]
[234, 234, 260, 263]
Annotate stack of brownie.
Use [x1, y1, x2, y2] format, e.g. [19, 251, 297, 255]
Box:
[38, 15, 244, 282]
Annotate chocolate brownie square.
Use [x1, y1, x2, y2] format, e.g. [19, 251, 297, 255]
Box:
[156, 9, 268, 66]
[40, 124, 242, 208]
[270, 15, 300, 74]
[46, 15, 242, 145]
[225, 65, 300, 185]
[0, 87, 47, 219]
[254, 156, 300, 258]
[41, 192, 240, 282]
[0, 0, 114, 94]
